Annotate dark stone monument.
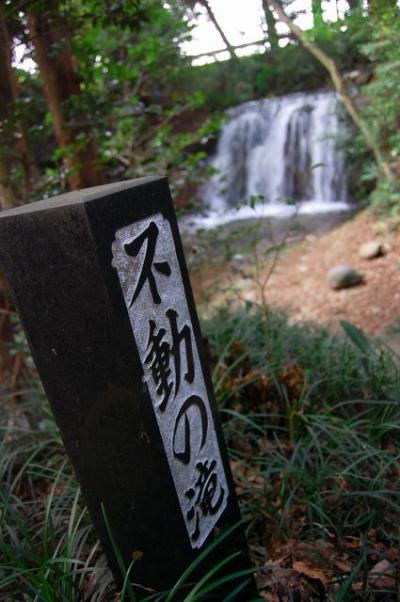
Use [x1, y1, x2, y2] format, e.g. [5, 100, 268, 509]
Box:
[0, 177, 255, 599]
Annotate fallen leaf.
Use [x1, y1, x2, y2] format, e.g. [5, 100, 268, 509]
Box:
[132, 550, 143, 561]
[368, 559, 397, 589]
[292, 560, 330, 585]
[333, 559, 351, 573]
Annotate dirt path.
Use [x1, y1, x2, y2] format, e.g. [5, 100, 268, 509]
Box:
[190, 210, 400, 339]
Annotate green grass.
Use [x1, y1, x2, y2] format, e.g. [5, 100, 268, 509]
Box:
[1, 306, 399, 600]
[205, 305, 400, 600]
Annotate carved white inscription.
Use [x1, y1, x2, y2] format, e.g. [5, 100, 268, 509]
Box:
[112, 213, 228, 548]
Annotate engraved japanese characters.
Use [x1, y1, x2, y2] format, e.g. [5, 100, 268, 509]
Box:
[112, 213, 228, 548]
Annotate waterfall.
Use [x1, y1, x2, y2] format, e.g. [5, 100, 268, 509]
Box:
[197, 91, 350, 228]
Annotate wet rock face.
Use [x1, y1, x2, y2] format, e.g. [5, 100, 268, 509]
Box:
[359, 241, 384, 260]
[284, 105, 313, 201]
[328, 265, 364, 290]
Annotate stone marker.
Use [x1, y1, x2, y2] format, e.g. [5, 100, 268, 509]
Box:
[0, 177, 255, 598]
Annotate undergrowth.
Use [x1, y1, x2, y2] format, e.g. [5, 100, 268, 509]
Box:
[206, 306, 400, 600]
[0, 306, 399, 600]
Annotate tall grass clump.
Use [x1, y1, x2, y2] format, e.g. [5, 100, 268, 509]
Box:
[0, 386, 118, 600]
[205, 304, 400, 600]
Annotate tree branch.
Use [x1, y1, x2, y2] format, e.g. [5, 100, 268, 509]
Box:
[267, 0, 393, 181]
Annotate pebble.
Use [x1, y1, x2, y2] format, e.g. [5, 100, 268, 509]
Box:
[328, 265, 364, 290]
[359, 240, 384, 260]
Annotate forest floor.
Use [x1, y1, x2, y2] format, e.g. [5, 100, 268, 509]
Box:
[188, 209, 400, 349]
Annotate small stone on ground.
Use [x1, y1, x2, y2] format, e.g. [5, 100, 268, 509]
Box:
[359, 240, 384, 260]
[328, 265, 364, 290]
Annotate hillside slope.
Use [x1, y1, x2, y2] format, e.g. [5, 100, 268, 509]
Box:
[192, 211, 400, 339]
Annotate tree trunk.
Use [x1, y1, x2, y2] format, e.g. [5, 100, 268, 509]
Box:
[266, 0, 393, 181]
[198, 0, 237, 61]
[0, 8, 38, 203]
[347, 0, 361, 9]
[312, 0, 324, 28]
[0, 9, 19, 209]
[27, 2, 103, 190]
[262, 0, 279, 52]
[0, 162, 17, 210]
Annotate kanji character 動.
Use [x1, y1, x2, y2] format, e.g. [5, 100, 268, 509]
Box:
[144, 309, 195, 411]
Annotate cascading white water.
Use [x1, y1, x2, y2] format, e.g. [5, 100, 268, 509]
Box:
[195, 91, 350, 228]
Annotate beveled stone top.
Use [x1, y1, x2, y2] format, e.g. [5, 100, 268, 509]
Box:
[0, 176, 164, 219]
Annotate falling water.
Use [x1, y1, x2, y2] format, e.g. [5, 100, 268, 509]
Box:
[195, 91, 350, 228]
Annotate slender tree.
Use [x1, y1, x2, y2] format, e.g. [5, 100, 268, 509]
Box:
[346, 0, 361, 8]
[27, 1, 103, 190]
[262, 0, 279, 52]
[182, 0, 237, 60]
[0, 7, 38, 206]
[199, 0, 237, 60]
[266, 0, 393, 181]
[0, 9, 20, 209]
[311, 0, 324, 28]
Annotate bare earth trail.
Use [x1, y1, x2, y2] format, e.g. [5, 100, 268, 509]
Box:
[188, 210, 400, 347]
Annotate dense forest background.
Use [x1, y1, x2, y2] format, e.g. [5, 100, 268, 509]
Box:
[0, 0, 399, 214]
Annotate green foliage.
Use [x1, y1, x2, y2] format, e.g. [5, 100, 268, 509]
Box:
[8, 0, 214, 202]
[356, 3, 400, 211]
[68, 0, 211, 195]
[186, 42, 342, 112]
